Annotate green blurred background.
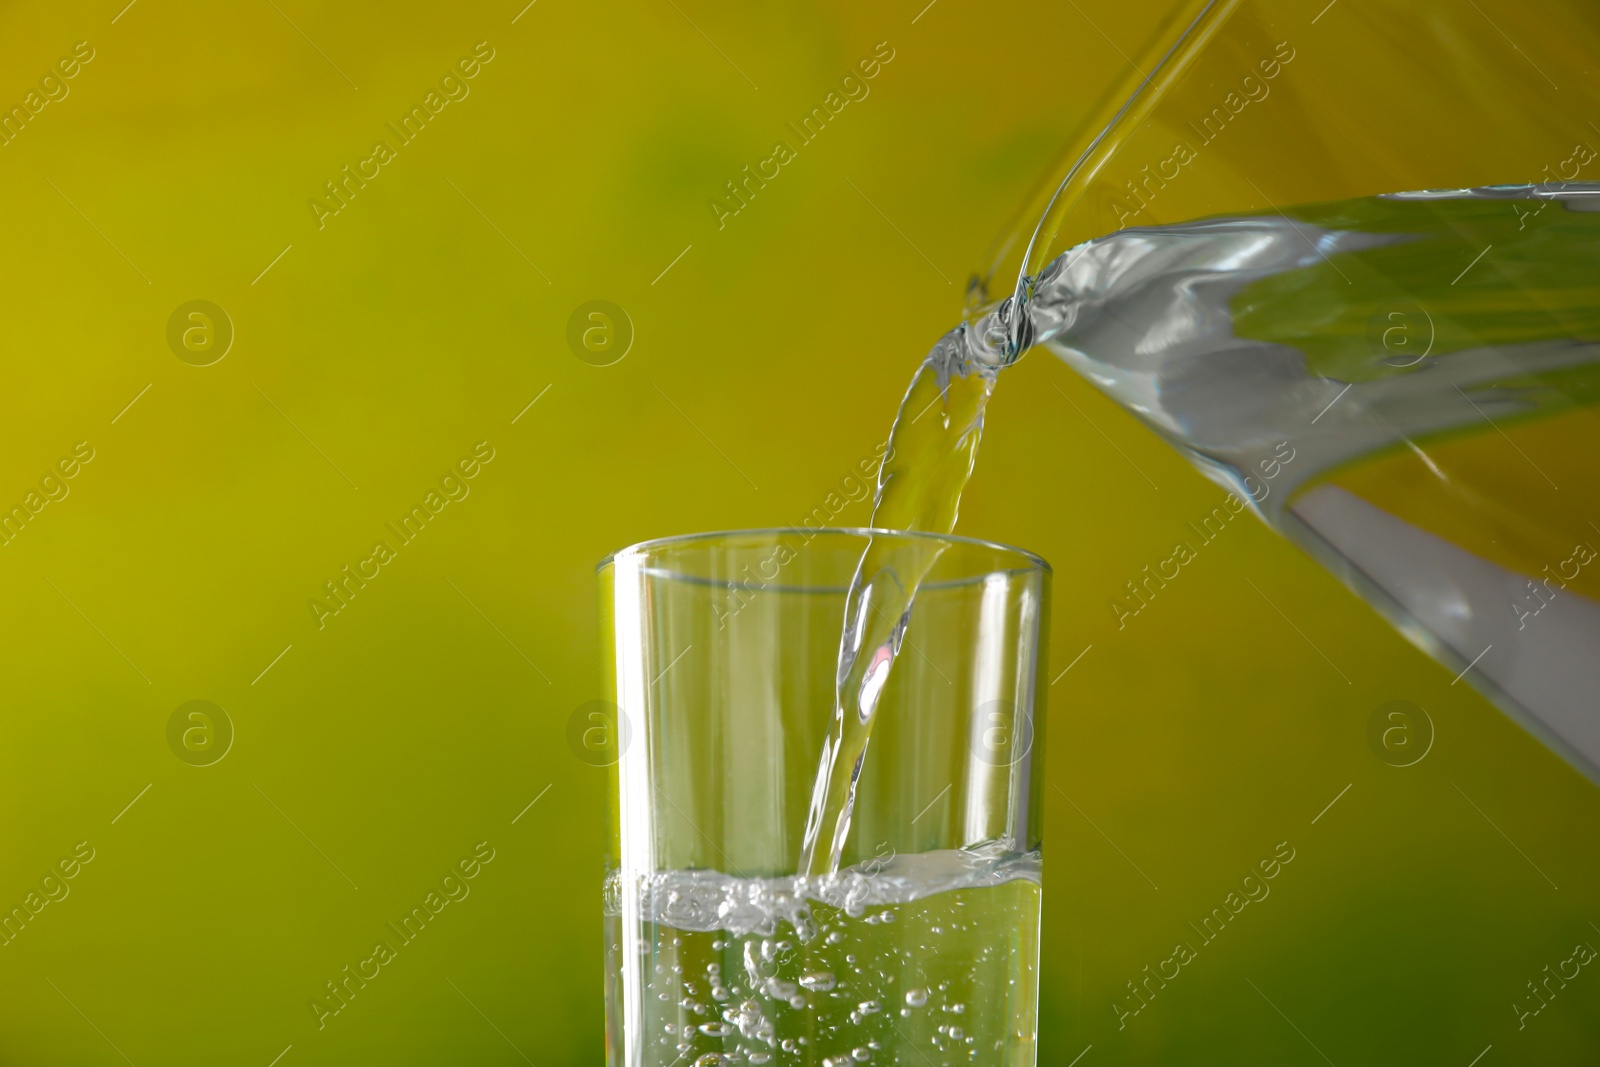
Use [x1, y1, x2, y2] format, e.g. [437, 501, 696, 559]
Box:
[0, 0, 1596, 1063]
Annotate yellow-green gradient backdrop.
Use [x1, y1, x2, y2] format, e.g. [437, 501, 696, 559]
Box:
[0, 0, 1595, 1064]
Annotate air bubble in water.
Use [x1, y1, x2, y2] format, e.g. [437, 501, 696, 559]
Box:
[730, 999, 768, 1041]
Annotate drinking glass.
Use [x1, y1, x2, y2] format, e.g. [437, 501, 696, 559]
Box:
[597, 529, 1051, 1066]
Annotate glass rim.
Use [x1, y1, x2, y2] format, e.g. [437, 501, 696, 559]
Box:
[596, 526, 1051, 576]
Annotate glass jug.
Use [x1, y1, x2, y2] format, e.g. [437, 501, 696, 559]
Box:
[966, 0, 1600, 782]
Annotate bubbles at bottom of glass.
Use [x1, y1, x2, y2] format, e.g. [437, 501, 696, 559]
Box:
[604, 847, 1041, 1066]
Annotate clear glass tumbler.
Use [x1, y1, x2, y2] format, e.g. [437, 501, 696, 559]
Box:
[597, 529, 1051, 1067]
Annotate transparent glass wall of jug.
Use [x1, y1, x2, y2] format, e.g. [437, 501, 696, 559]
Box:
[966, 0, 1600, 781]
